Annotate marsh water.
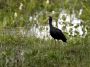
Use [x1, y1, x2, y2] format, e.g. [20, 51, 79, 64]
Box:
[1, 10, 87, 40]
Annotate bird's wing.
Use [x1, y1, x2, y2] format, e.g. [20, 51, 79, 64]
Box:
[55, 27, 66, 39]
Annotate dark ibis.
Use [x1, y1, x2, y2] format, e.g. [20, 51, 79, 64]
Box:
[49, 16, 67, 43]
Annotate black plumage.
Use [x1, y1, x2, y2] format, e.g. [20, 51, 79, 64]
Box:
[49, 16, 67, 42]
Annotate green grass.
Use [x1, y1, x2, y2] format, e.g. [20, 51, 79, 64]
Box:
[0, 34, 90, 67]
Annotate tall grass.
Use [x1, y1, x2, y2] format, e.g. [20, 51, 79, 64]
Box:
[0, 34, 90, 67]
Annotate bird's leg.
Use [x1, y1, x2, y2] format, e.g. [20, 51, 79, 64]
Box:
[50, 40, 52, 45]
[53, 40, 56, 48]
[54, 39, 56, 45]
[57, 40, 59, 45]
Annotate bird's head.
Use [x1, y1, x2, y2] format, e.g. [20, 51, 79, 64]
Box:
[49, 16, 52, 21]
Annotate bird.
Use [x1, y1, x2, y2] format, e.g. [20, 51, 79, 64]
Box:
[49, 16, 67, 43]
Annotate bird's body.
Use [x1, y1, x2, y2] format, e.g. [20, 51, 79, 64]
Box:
[49, 16, 67, 42]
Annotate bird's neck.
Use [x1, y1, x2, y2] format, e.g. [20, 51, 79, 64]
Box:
[49, 20, 53, 28]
